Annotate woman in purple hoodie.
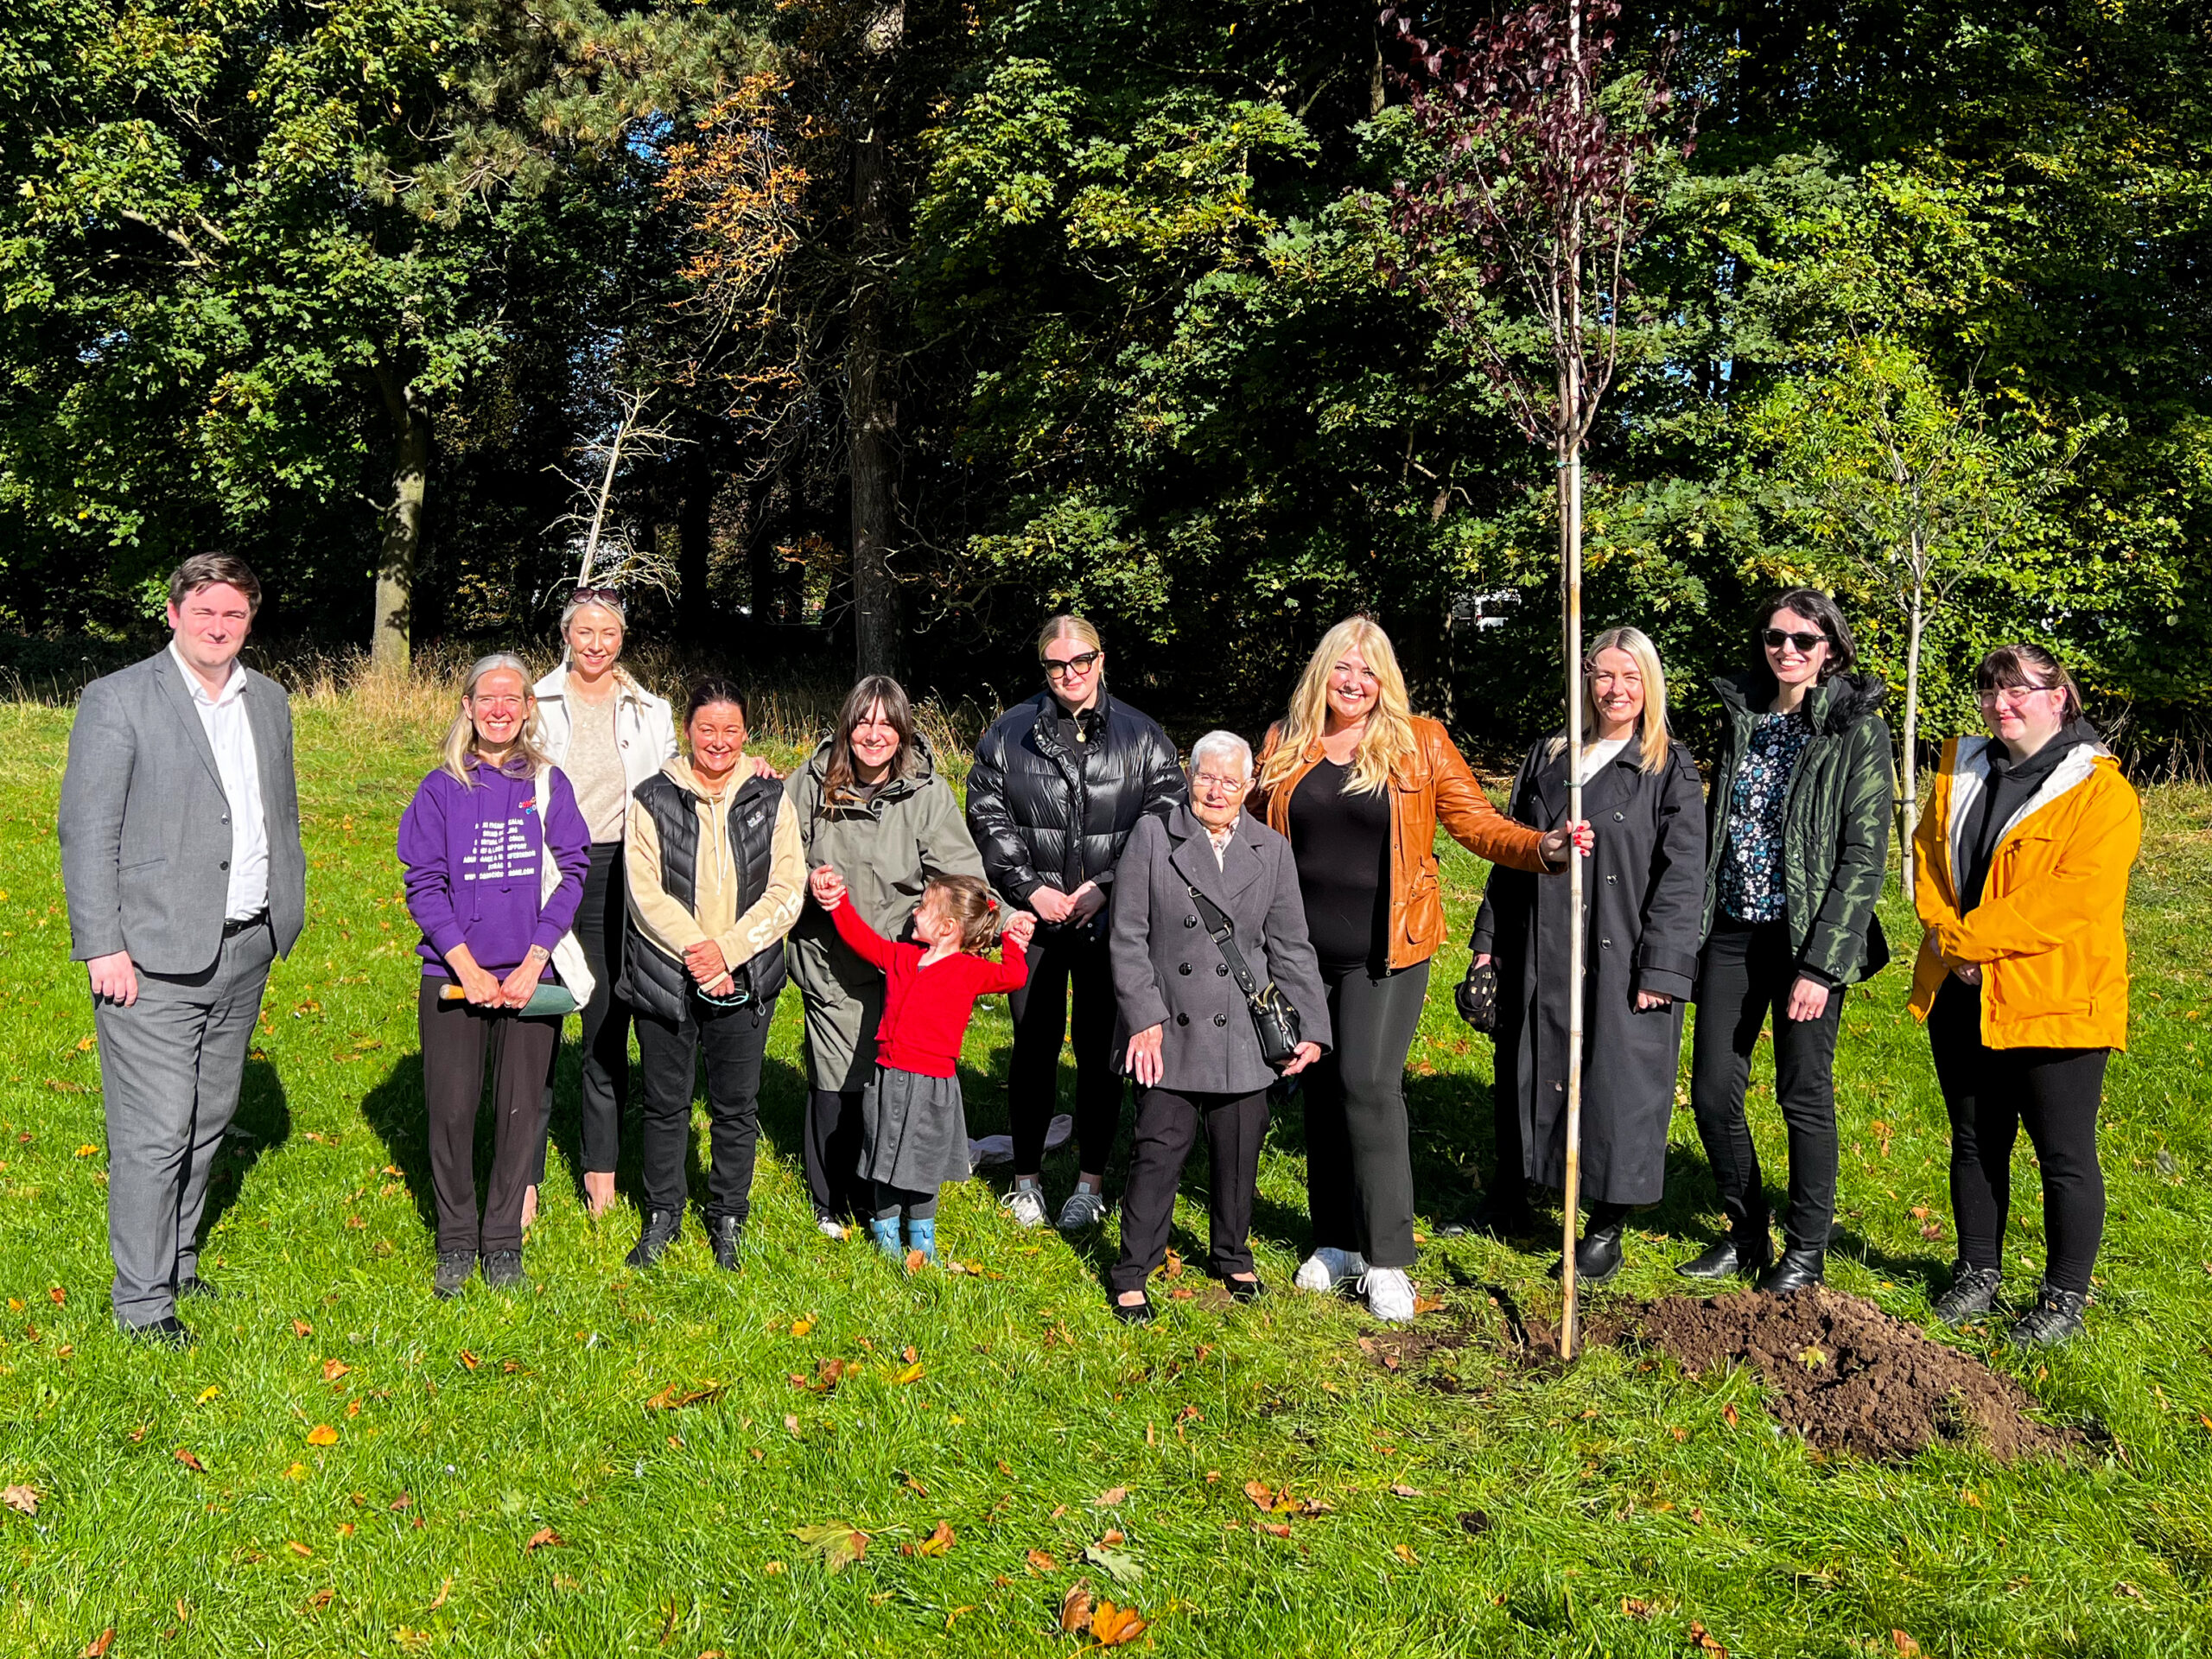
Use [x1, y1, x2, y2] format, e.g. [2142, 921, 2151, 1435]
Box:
[399, 653, 590, 1298]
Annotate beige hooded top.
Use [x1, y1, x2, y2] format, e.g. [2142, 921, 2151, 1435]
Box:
[626, 755, 805, 973]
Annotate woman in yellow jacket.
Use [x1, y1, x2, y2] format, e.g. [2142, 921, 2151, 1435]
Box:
[1911, 643, 2140, 1346]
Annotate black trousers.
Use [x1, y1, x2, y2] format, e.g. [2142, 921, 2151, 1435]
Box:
[419, 980, 559, 1256]
[1303, 960, 1430, 1270]
[1929, 977, 2108, 1294]
[805, 1087, 868, 1221]
[633, 991, 779, 1224]
[870, 1183, 940, 1222]
[1109, 1086, 1269, 1294]
[1688, 917, 1844, 1249]
[1007, 923, 1122, 1175]
[533, 840, 632, 1183]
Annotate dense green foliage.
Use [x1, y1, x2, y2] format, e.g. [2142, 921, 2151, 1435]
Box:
[3, 699, 2211, 1653]
[3, 2, 2207, 751]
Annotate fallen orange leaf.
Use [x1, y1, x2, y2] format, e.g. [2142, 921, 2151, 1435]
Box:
[1025, 1548, 1058, 1574]
[890, 1362, 925, 1385]
[457, 1350, 480, 1370]
[305, 1425, 339, 1447]
[904, 1249, 926, 1274]
[174, 1448, 206, 1473]
[291, 1319, 312, 1338]
[1095, 1486, 1128, 1507]
[1059, 1580, 1095, 1633]
[915, 1520, 955, 1558]
[1258, 1520, 1292, 1539]
[524, 1527, 563, 1551]
[81, 1632, 114, 1659]
[322, 1359, 350, 1382]
[1392, 1542, 1418, 1565]
[286, 1541, 314, 1558]
[2, 1484, 37, 1516]
[1090, 1600, 1147, 1646]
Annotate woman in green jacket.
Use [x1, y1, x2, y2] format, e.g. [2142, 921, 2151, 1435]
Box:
[786, 677, 985, 1236]
[1680, 589, 1895, 1294]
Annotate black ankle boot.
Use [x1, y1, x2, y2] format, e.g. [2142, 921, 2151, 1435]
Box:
[1756, 1244, 1825, 1295]
[707, 1214, 744, 1272]
[1550, 1215, 1624, 1287]
[626, 1209, 681, 1268]
[1676, 1220, 1772, 1281]
[1441, 1184, 1535, 1240]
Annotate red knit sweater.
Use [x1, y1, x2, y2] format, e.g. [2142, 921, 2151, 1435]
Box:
[829, 898, 1028, 1078]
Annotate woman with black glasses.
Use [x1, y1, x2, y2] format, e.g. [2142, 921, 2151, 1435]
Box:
[1680, 590, 1895, 1294]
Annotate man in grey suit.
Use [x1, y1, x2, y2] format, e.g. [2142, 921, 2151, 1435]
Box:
[59, 555, 307, 1344]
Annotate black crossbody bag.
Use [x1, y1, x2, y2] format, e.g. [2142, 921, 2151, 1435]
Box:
[1185, 884, 1304, 1070]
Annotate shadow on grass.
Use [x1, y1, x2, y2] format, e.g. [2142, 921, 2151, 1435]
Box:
[200, 1055, 291, 1245]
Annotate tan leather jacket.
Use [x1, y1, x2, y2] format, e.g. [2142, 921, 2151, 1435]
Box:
[1255, 715, 1550, 971]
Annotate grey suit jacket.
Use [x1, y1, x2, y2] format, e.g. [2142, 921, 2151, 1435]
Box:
[60, 649, 307, 974]
[1109, 804, 1331, 1096]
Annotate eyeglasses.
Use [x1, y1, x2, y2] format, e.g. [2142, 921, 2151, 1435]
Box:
[1191, 772, 1245, 794]
[1762, 628, 1827, 653]
[1978, 683, 2059, 707]
[1042, 651, 1102, 679]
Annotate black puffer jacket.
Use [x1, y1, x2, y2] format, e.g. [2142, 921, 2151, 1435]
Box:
[966, 689, 1186, 924]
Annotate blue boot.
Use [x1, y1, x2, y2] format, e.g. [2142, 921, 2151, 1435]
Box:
[868, 1217, 902, 1259]
[906, 1217, 938, 1264]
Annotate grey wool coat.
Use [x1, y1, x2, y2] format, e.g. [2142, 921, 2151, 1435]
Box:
[785, 735, 986, 1090]
[1471, 737, 1706, 1205]
[60, 648, 307, 972]
[1109, 804, 1332, 1096]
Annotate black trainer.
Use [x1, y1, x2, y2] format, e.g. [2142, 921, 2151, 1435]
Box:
[707, 1215, 744, 1272]
[626, 1210, 681, 1268]
[123, 1314, 193, 1349]
[2007, 1281, 2088, 1347]
[433, 1250, 477, 1300]
[481, 1249, 527, 1290]
[1932, 1262, 2003, 1327]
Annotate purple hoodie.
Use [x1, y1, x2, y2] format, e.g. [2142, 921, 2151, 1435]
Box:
[398, 761, 590, 979]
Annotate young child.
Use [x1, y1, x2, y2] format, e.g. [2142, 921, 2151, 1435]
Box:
[808, 865, 1034, 1262]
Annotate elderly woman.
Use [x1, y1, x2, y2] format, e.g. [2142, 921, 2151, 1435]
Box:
[1105, 732, 1328, 1325]
[786, 676, 986, 1236]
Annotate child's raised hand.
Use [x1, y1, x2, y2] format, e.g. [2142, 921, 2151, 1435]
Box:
[809, 863, 847, 909]
[1001, 910, 1036, 950]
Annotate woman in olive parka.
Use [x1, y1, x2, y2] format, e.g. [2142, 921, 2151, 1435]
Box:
[1680, 589, 1895, 1294]
[786, 677, 986, 1235]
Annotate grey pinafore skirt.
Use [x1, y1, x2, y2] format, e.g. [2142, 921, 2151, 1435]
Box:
[860, 1066, 972, 1192]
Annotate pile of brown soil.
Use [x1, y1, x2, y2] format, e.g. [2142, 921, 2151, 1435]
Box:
[1628, 1287, 2076, 1462]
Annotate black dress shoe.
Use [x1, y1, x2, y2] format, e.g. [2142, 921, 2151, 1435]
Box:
[626, 1210, 682, 1268]
[1676, 1226, 1773, 1281]
[707, 1215, 744, 1272]
[1755, 1245, 1826, 1295]
[1110, 1294, 1154, 1325]
[124, 1315, 193, 1348]
[1224, 1275, 1266, 1305]
[1550, 1222, 1624, 1287]
[176, 1274, 220, 1301]
[1440, 1187, 1536, 1240]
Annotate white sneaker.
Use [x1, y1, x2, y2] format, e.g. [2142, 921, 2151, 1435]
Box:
[1056, 1187, 1109, 1230]
[1294, 1246, 1367, 1293]
[815, 1215, 849, 1242]
[1001, 1183, 1048, 1230]
[1361, 1267, 1417, 1323]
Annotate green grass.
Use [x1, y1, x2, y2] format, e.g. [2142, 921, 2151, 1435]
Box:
[2, 691, 2209, 1657]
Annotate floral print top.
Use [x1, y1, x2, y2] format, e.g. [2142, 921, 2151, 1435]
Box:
[1718, 709, 1814, 923]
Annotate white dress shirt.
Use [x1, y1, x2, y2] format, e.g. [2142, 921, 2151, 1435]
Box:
[169, 639, 269, 921]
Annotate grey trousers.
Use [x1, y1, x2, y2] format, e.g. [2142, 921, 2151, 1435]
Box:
[92, 918, 276, 1326]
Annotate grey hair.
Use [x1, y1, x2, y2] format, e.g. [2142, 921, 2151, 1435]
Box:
[1188, 729, 1253, 779]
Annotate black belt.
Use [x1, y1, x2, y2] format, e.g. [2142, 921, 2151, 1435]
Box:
[222, 910, 270, 937]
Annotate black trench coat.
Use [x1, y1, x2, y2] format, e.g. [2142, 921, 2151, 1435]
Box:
[1470, 737, 1706, 1205]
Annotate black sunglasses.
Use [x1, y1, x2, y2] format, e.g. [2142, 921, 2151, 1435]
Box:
[1762, 627, 1826, 653]
[1042, 650, 1102, 678]
[573, 586, 626, 610]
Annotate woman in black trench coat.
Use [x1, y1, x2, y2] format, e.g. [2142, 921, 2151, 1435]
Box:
[1466, 626, 1706, 1282]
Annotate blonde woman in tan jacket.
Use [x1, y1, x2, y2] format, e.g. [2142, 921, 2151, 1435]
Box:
[618, 677, 805, 1272]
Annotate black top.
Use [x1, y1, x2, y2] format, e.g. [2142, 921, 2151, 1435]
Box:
[1959, 721, 2092, 913]
[1285, 759, 1392, 972]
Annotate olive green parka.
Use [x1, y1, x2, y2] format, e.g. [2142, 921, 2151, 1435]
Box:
[1700, 671, 1896, 987]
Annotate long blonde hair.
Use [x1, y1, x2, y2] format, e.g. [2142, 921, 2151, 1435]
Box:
[441, 653, 551, 786]
[1549, 626, 1670, 772]
[1259, 617, 1418, 796]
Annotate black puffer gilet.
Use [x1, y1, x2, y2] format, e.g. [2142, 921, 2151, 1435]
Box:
[619, 770, 790, 1024]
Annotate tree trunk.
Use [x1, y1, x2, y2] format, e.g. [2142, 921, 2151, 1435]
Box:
[371, 363, 429, 671]
[849, 3, 906, 679]
[1901, 578, 1924, 900]
[678, 444, 715, 646]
